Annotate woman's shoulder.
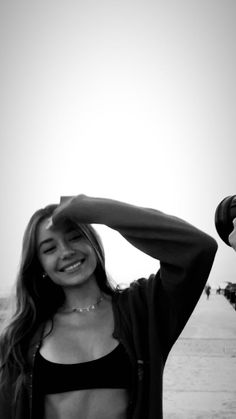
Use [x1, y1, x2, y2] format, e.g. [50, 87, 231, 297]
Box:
[116, 274, 157, 292]
[113, 275, 156, 307]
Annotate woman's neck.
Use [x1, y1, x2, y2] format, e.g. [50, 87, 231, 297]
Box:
[60, 275, 102, 311]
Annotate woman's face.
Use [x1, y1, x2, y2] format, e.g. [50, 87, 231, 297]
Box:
[37, 218, 98, 288]
[229, 218, 236, 251]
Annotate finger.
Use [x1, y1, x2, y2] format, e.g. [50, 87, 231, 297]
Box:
[51, 196, 74, 225]
[45, 217, 53, 230]
[51, 204, 69, 225]
[60, 196, 73, 204]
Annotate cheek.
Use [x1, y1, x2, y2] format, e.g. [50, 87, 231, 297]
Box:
[86, 246, 98, 267]
[229, 231, 236, 246]
[39, 254, 56, 272]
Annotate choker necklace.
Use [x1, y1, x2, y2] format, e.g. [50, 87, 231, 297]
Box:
[59, 296, 104, 314]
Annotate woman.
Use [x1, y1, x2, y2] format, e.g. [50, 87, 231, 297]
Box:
[229, 219, 236, 251]
[215, 194, 236, 249]
[0, 194, 217, 419]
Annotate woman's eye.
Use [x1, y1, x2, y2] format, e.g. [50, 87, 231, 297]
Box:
[43, 247, 56, 254]
[69, 235, 82, 241]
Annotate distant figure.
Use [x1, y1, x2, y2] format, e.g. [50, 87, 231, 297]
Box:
[0, 194, 217, 419]
[217, 286, 222, 295]
[205, 284, 211, 299]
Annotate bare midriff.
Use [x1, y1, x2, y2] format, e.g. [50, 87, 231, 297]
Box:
[43, 388, 129, 419]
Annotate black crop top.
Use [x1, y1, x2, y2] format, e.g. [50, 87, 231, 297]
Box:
[35, 343, 132, 394]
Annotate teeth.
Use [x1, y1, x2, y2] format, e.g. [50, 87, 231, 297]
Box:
[64, 261, 82, 272]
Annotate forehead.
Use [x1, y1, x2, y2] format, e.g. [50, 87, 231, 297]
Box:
[36, 218, 80, 244]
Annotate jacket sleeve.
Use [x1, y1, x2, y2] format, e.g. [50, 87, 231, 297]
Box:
[54, 195, 218, 352]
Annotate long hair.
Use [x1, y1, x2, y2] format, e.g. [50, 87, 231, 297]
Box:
[0, 203, 115, 400]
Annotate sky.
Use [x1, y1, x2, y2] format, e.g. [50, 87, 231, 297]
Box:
[0, 0, 236, 295]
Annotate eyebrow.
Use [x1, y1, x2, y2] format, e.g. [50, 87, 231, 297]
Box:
[38, 227, 81, 250]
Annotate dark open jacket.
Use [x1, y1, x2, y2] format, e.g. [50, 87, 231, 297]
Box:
[0, 197, 218, 418]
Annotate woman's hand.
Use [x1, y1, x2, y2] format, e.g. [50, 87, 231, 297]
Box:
[48, 194, 90, 228]
[228, 218, 236, 251]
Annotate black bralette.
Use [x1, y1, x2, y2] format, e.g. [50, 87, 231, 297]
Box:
[35, 343, 132, 394]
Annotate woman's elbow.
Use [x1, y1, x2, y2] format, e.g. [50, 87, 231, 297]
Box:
[196, 232, 218, 263]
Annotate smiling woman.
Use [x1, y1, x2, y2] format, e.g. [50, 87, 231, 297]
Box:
[37, 218, 98, 291]
[0, 194, 217, 419]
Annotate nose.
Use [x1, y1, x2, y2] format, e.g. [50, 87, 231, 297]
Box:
[59, 242, 76, 260]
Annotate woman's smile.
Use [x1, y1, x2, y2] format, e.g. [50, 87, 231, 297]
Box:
[37, 218, 98, 287]
[59, 258, 86, 273]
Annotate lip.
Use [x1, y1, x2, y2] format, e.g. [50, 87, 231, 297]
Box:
[59, 259, 85, 272]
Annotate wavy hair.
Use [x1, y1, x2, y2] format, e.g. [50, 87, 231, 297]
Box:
[0, 204, 115, 400]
